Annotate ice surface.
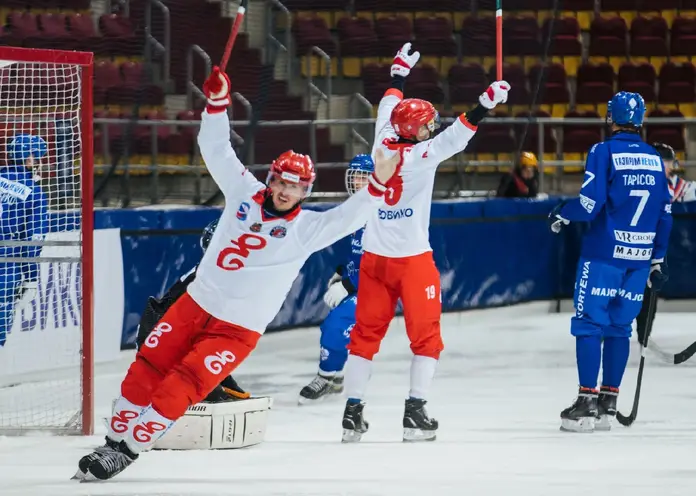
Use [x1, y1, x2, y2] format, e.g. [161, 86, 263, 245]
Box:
[2, 302, 696, 496]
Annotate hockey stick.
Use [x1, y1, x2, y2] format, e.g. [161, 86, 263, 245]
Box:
[496, 0, 503, 80]
[220, 0, 249, 71]
[616, 287, 658, 427]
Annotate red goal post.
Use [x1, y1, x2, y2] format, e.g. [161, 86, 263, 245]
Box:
[0, 46, 94, 435]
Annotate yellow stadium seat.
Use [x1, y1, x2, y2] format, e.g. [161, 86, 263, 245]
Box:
[453, 11, 471, 28]
[678, 103, 696, 117]
[551, 104, 568, 118]
[497, 153, 514, 163]
[504, 56, 523, 67]
[523, 57, 538, 72]
[550, 56, 581, 77]
[334, 10, 349, 26]
[596, 102, 608, 117]
[452, 104, 469, 114]
[650, 56, 667, 72]
[440, 57, 457, 76]
[657, 103, 679, 112]
[482, 57, 497, 71]
[576, 11, 593, 31]
[679, 10, 696, 19]
[356, 11, 374, 21]
[342, 57, 361, 78]
[462, 56, 483, 66]
[375, 12, 413, 25]
[669, 55, 691, 65]
[511, 104, 530, 116]
[617, 11, 636, 25]
[361, 56, 380, 68]
[414, 12, 452, 22]
[300, 56, 337, 78]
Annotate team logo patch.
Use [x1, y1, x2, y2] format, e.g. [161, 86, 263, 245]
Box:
[236, 202, 250, 220]
[270, 226, 287, 238]
[250, 222, 262, 233]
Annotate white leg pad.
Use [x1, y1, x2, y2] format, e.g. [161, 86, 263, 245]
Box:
[145, 397, 273, 450]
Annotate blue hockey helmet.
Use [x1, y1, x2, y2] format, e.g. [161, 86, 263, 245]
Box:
[607, 91, 646, 128]
[8, 134, 48, 164]
[200, 218, 219, 252]
[345, 154, 375, 196]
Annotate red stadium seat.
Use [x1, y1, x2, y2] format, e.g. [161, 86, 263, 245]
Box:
[405, 64, 445, 103]
[600, 0, 637, 10]
[563, 111, 602, 153]
[375, 16, 413, 57]
[414, 16, 457, 56]
[337, 17, 378, 57]
[6, 12, 40, 38]
[291, 16, 337, 56]
[544, 17, 582, 57]
[645, 108, 685, 150]
[94, 60, 121, 92]
[575, 63, 615, 104]
[563, 0, 595, 8]
[617, 62, 656, 102]
[514, 110, 557, 153]
[461, 16, 496, 57]
[67, 13, 97, 38]
[528, 63, 569, 104]
[449, 63, 488, 104]
[361, 63, 391, 104]
[589, 16, 628, 57]
[630, 16, 668, 57]
[488, 63, 529, 106]
[504, 16, 540, 57]
[671, 17, 696, 57]
[658, 63, 696, 104]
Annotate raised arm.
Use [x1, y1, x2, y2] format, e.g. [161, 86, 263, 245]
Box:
[197, 67, 263, 198]
[299, 150, 397, 253]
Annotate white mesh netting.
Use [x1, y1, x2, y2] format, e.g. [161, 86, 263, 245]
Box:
[0, 58, 86, 433]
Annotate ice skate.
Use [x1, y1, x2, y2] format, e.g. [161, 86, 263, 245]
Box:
[403, 398, 438, 442]
[298, 373, 343, 405]
[595, 386, 618, 431]
[341, 401, 369, 442]
[82, 440, 139, 482]
[560, 387, 598, 433]
[72, 436, 120, 480]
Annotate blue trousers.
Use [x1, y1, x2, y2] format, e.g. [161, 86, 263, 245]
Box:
[0, 263, 22, 347]
[318, 295, 356, 373]
[571, 258, 649, 389]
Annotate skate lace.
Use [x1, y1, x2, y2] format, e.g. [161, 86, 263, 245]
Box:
[307, 375, 330, 393]
[99, 449, 131, 473]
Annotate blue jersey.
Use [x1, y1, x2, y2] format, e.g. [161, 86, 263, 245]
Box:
[560, 132, 673, 269]
[0, 166, 49, 281]
[341, 227, 364, 292]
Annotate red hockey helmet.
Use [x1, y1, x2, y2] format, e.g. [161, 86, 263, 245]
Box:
[390, 98, 439, 140]
[267, 150, 316, 197]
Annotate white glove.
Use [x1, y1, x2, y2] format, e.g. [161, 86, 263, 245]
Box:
[479, 80, 510, 109]
[391, 42, 420, 78]
[323, 280, 349, 309]
[327, 272, 341, 288]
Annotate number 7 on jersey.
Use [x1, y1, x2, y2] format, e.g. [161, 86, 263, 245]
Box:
[629, 189, 650, 227]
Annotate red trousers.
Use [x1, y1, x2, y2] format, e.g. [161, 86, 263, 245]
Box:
[121, 292, 261, 420]
[348, 251, 443, 360]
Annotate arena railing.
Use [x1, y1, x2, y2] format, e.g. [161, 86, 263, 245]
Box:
[93, 116, 694, 204]
[144, 0, 172, 91]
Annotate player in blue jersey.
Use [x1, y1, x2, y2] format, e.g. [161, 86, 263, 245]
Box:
[0, 135, 49, 347]
[298, 154, 374, 404]
[548, 92, 673, 433]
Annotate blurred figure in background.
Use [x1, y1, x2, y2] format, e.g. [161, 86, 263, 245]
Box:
[496, 151, 539, 198]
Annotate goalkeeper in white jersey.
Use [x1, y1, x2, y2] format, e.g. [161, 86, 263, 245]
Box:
[0, 135, 48, 347]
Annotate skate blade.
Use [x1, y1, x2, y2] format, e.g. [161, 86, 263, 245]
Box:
[560, 417, 595, 433]
[80, 472, 101, 483]
[70, 469, 86, 481]
[403, 428, 437, 442]
[341, 428, 364, 443]
[594, 415, 614, 431]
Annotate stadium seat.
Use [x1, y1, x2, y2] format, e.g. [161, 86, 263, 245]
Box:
[375, 16, 413, 57]
[495, 63, 529, 107]
[284, 0, 347, 8]
[5, 12, 40, 39]
[617, 62, 656, 101]
[658, 62, 696, 103]
[461, 16, 496, 57]
[563, 0, 595, 8]
[600, 0, 638, 10]
[630, 16, 668, 57]
[95, 60, 121, 90]
[589, 16, 628, 57]
[406, 64, 445, 103]
[671, 17, 696, 56]
[121, 61, 144, 86]
[575, 63, 615, 105]
[503, 16, 540, 57]
[98, 14, 141, 56]
[292, 16, 337, 57]
[645, 108, 685, 150]
[449, 63, 488, 106]
[337, 17, 377, 77]
[467, 127, 516, 155]
[563, 111, 602, 153]
[361, 63, 391, 104]
[414, 16, 457, 57]
[544, 17, 581, 57]
[514, 110, 557, 153]
[67, 13, 97, 37]
[528, 63, 569, 104]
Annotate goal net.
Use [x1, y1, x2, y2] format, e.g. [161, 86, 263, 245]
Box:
[0, 47, 94, 435]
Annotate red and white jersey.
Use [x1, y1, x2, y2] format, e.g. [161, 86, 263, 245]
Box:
[364, 89, 478, 257]
[668, 175, 696, 203]
[188, 110, 385, 334]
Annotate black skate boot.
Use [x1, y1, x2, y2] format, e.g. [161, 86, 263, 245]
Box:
[596, 386, 618, 431]
[403, 398, 438, 442]
[72, 436, 120, 480]
[560, 387, 598, 433]
[298, 373, 343, 405]
[83, 440, 139, 482]
[341, 401, 369, 443]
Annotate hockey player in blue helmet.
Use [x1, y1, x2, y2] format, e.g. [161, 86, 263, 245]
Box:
[0, 135, 49, 347]
[298, 154, 374, 404]
[548, 91, 673, 432]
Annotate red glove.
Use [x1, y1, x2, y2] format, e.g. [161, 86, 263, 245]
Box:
[203, 66, 231, 114]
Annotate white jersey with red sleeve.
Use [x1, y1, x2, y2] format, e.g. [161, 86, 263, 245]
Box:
[188, 109, 386, 334]
[364, 89, 478, 258]
[669, 175, 696, 203]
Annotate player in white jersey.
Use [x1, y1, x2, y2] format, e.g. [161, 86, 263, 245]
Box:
[74, 66, 399, 482]
[341, 43, 510, 442]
